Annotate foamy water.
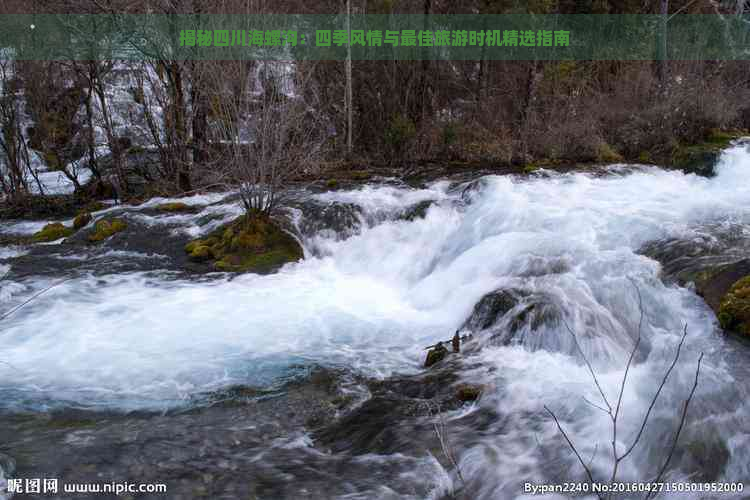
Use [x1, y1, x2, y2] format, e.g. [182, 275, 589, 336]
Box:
[1, 143, 749, 497]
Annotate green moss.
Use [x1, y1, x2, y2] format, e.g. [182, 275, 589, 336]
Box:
[73, 212, 92, 230]
[32, 222, 74, 242]
[349, 170, 372, 181]
[185, 214, 303, 274]
[705, 128, 738, 146]
[596, 143, 624, 163]
[424, 343, 448, 368]
[717, 276, 750, 336]
[523, 163, 540, 174]
[671, 130, 744, 171]
[455, 384, 483, 402]
[638, 151, 652, 163]
[188, 245, 213, 261]
[325, 179, 340, 189]
[88, 218, 127, 243]
[157, 202, 192, 212]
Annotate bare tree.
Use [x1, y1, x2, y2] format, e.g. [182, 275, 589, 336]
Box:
[545, 281, 704, 500]
[0, 60, 31, 202]
[344, 0, 353, 157]
[208, 59, 325, 216]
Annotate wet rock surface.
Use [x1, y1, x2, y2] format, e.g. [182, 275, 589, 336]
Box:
[642, 223, 750, 336]
[184, 215, 303, 274]
[459, 288, 562, 347]
[3, 214, 195, 280]
[290, 200, 363, 241]
[0, 362, 486, 500]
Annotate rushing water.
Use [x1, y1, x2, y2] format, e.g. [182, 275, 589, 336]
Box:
[1, 144, 749, 498]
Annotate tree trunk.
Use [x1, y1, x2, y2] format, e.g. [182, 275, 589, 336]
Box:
[170, 62, 192, 192]
[419, 0, 431, 122]
[345, 0, 353, 156]
[657, 0, 669, 87]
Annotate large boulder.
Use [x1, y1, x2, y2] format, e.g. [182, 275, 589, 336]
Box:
[462, 289, 523, 332]
[185, 214, 303, 274]
[460, 288, 562, 346]
[661, 256, 750, 337]
[293, 200, 363, 240]
[641, 230, 750, 337]
[717, 275, 750, 337]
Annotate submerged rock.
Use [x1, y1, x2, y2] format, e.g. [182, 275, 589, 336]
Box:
[462, 289, 522, 332]
[460, 288, 562, 346]
[316, 360, 466, 456]
[185, 214, 303, 274]
[681, 432, 731, 482]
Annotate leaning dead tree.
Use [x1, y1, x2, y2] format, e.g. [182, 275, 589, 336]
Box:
[545, 280, 704, 500]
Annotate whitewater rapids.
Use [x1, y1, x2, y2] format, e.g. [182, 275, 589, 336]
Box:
[1, 143, 749, 498]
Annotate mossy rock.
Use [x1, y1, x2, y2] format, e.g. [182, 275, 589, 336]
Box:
[717, 276, 750, 336]
[156, 202, 192, 213]
[88, 218, 127, 243]
[596, 143, 624, 163]
[185, 214, 303, 274]
[325, 179, 340, 190]
[73, 212, 92, 230]
[349, 170, 372, 181]
[424, 343, 448, 368]
[705, 128, 741, 146]
[522, 163, 540, 174]
[670, 131, 744, 175]
[187, 244, 213, 262]
[32, 222, 75, 243]
[455, 384, 483, 402]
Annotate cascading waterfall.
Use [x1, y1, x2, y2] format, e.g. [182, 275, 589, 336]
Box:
[0, 143, 748, 498]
